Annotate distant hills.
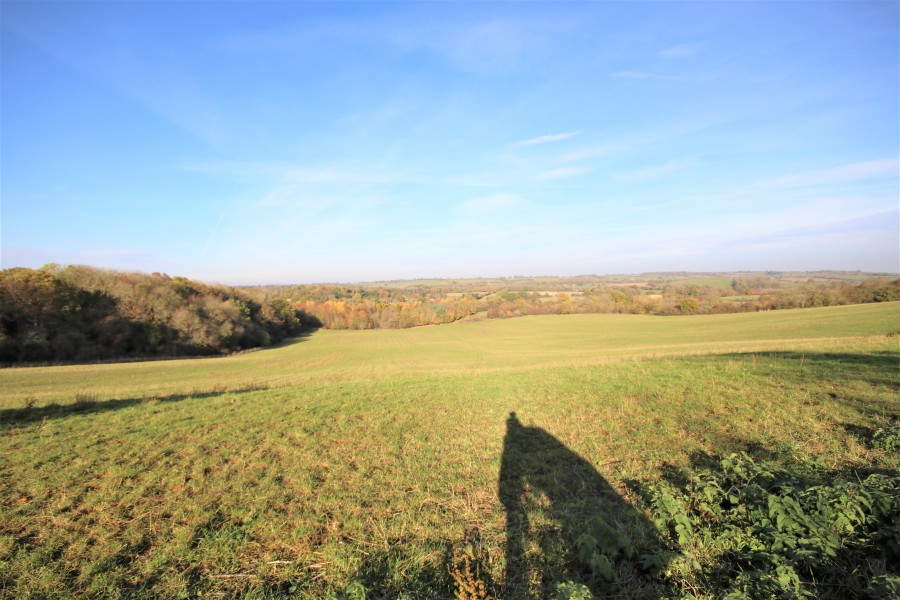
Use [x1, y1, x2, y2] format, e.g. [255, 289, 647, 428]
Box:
[1, 265, 896, 363]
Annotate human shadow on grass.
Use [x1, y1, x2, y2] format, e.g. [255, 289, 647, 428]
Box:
[0, 383, 272, 427]
[499, 412, 665, 599]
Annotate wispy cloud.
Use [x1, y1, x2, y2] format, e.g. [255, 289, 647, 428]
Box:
[280, 166, 396, 185]
[6, 16, 229, 149]
[556, 146, 609, 162]
[106, 56, 227, 149]
[757, 158, 898, 188]
[179, 159, 399, 186]
[613, 71, 684, 82]
[659, 44, 698, 59]
[223, 15, 571, 74]
[431, 19, 548, 73]
[201, 199, 236, 257]
[563, 200, 899, 273]
[740, 209, 899, 245]
[514, 131, 581, 146]
[617, 158, 698, 182]
[181, 157, 394, 261]
[456, 192, 523, 215]
[537, 167, 587, 180]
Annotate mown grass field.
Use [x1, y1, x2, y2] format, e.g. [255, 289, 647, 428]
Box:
[2, 303, 898, 598]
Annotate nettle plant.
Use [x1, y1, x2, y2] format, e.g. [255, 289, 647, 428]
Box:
[643, 453, 899, 598]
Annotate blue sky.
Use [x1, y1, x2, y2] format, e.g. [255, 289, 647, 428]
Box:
[2, 1, 898, 284]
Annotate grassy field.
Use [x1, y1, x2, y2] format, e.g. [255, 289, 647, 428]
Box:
[1, 303, 898, 598]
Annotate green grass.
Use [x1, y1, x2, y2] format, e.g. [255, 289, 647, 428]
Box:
[1, 303, 898, 598]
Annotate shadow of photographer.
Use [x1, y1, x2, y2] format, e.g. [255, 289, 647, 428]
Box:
[498, 412, 663, 599]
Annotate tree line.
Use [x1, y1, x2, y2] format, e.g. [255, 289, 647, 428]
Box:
[0, 265, 319, 363]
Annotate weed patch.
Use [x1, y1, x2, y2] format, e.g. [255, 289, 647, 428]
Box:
[448, 527, 498, 600]
[73, 392, 98, 409]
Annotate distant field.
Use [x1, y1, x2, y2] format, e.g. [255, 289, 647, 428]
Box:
[666, 276, 735, 289]
[1, 303, 898, 598]
[604, 282, 650, 288]
[834, 274, 888, 281]
[368, 279, 456, 288]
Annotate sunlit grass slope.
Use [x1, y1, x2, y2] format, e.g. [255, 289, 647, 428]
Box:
[1, 303, 898, 598]
[3, 302, 897, 404]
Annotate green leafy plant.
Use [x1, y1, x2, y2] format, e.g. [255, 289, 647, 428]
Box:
[872, 426, 900, 452]
[575, 518, 632, 582]
[645, 453, 900, 598]
[328, 581, 367, 600]
[552, 581, 594, 599]
[867, 575, 900, 598]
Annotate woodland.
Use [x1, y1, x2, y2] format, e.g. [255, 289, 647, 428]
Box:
[0, 265, 317, 362]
